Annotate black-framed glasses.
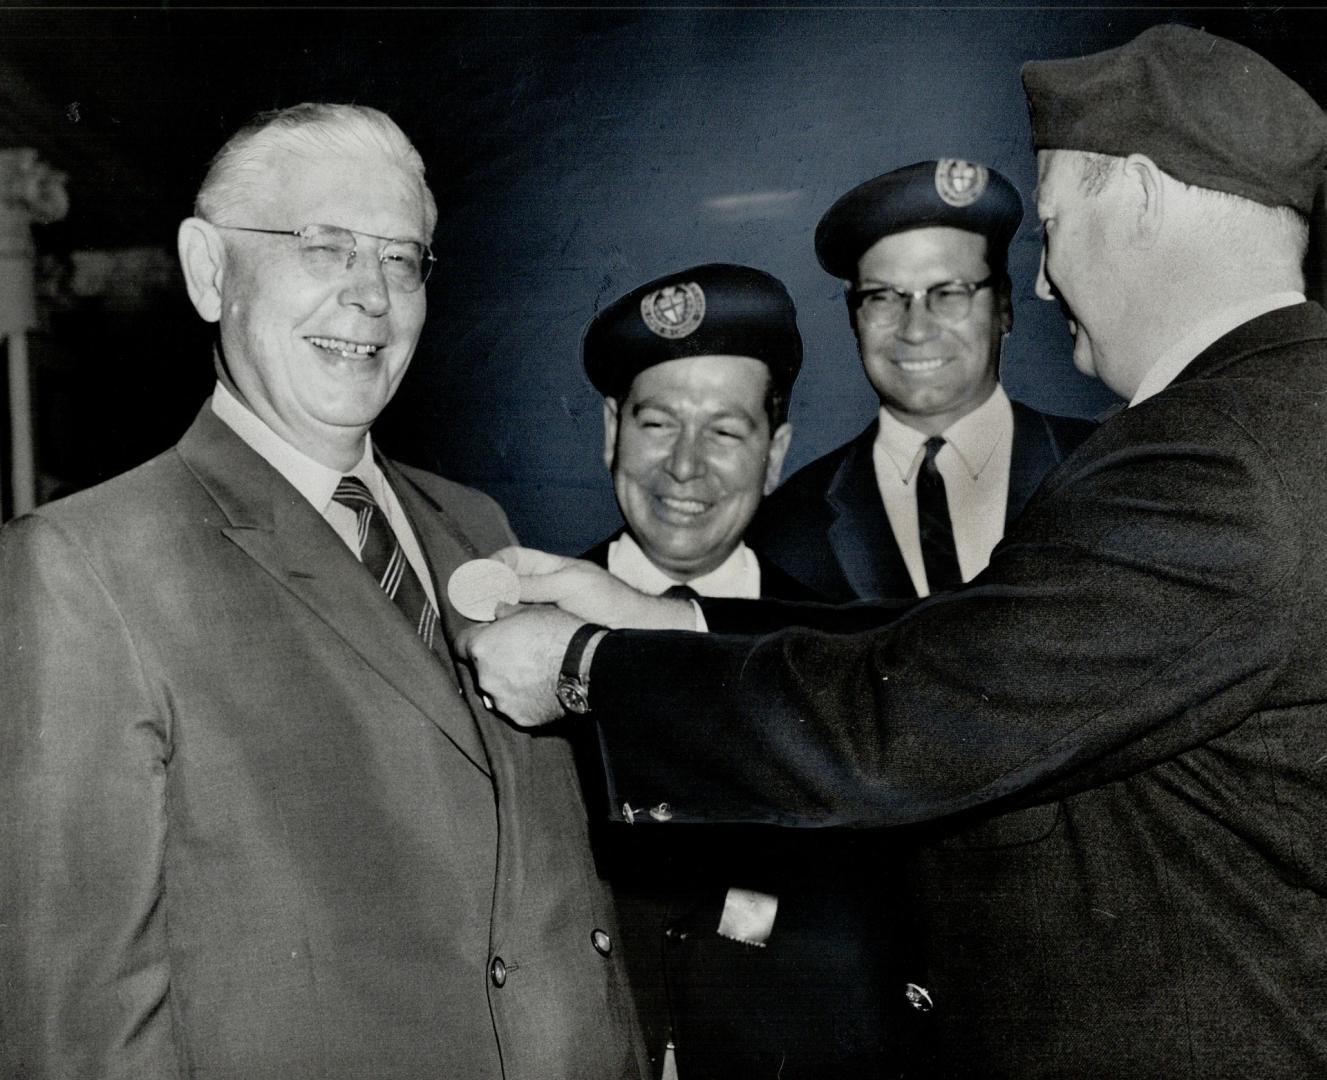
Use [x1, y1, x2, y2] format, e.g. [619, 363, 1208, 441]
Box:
[848, 275, 995, 328]
[213, 223, 435, 293]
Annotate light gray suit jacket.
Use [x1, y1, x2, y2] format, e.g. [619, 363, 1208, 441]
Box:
[0, 404, 645, 1080]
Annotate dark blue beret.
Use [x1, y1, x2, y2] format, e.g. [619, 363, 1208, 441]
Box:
[583, 263, 803, 401]
[814, 160, 1023, 280]
[1022, 24, 1327, 214]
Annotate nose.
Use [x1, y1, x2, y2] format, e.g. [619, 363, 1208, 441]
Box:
[1035, 247, 1056, 302]
[895, 294, 937, 344]
[338, 255, 391, 317]
[665, 430, 706, 482]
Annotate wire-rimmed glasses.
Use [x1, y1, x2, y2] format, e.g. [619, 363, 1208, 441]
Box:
[213, 223, 435, 293]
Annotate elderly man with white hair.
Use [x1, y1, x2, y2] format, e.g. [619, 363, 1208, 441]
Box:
[0, 103, 646, 1080]
[461, 25, 1327, 1079]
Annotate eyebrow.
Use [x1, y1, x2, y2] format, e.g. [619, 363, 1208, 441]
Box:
[631, 400, 761, 427]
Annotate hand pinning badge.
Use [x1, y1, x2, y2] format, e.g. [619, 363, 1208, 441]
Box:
[448, 559, 521, 711]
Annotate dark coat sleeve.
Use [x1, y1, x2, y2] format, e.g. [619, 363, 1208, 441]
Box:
[588, 391, 1300, 828]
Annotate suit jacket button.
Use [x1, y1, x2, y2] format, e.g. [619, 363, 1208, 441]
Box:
[905, 982, 933, 1012]
[648, 802, 673, 822]
[591, 929, 612, 956]
[490, 956, 507, 988]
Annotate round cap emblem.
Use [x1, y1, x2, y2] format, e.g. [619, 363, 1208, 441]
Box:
[640, 281, 706, 339]
[934, 159, 988, 207]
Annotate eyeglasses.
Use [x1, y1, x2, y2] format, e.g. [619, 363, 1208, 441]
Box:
[848, 275, 995, 329]
[213, 223, 435, 293]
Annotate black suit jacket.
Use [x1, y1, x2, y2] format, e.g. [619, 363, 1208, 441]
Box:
[585, 304, 1327, 1078]
[748, 399, 1096, 600]
[581, 532, 912, 1079]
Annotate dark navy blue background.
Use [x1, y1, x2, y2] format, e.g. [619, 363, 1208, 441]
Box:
[2, 5, 1323, 549]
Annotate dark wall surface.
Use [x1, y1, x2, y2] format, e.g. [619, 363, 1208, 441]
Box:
[2, 4, 1323, 550]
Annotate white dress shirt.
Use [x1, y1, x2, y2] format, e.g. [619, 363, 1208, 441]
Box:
[210, 380, 439, 608]
[606, 531, 762, 599]
[873, 384, 1014, 596]
[1130, 292, 1306, 407]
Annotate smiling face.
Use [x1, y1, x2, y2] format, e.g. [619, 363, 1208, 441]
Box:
[210, 146, 429, 468]
[853, 226, 1008, 436]
[604, 354, 791, 581]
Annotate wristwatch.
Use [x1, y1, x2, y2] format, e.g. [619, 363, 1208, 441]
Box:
[556, 623, 609, 715]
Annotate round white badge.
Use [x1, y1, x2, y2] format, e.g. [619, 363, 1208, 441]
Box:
[640, 281, 706, 339]
[447, 559, 521, 622]
[934, 159, 988, 208]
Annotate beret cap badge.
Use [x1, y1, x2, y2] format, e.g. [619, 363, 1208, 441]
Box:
[640, 282, 706, 340]
[934, 159, 988, 208]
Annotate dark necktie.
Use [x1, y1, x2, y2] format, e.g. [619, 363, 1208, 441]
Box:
[915, 436, 964, 593]
[661, 583, 701, 601]
[332, 475, 441, 649]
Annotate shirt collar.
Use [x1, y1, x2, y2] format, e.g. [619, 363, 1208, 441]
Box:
[1130, 291, 1305, 407]
[210, 379, 377, 511]
[874, 383, 1011, 483]
[607, 531, 762, 599]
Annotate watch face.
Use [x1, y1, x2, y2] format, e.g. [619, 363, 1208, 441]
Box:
[556, 676, 590, 715]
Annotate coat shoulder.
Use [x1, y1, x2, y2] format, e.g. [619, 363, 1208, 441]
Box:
[750, 428, 870, 540]
[11, 447, 201, 554]
[1010, 400, 1098, 460]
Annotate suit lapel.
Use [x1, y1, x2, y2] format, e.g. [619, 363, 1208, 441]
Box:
[386, 459, 538, 914]
[1006, 403, 1053, 527]
[826, 425, 913, 600]
[178, 408, 491, 774]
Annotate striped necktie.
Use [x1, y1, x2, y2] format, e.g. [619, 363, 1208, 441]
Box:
[332, 475, 440, 650]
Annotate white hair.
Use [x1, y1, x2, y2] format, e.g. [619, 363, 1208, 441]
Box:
[1073, 150, 1309, 262]
[194, 103, 438, 237]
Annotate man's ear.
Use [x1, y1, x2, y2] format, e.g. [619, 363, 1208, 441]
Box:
[763, 422, 793, 495]
[843, 283, 863, 346]
[601, 397, 620, 472]
[1123, 153, 1164, 247]
[177, 217, 226, 323]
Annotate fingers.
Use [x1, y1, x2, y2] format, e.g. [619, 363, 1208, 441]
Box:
[453, 623, 479, 659]
[518, 566, 600, 605]
[491, 545, 576, 576]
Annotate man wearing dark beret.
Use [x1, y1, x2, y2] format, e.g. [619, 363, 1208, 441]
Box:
[749, 159, 1094, 602]
[462, 23, 1327, 1079]
[581, 263, 807, 601]
[580, 263, 910, 1079]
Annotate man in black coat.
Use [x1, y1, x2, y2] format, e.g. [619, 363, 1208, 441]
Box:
[462, 24, 1327, 1079]
[749, 160, 1094, 602]
[578, 263, 911, 1079]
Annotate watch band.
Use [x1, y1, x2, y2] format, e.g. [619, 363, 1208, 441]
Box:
[557, 623, 609, 715]
[560, 623, 608, 681]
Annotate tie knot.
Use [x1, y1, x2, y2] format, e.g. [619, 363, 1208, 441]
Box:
[332, 475, 378, 512]
[923, 436, 946, 464]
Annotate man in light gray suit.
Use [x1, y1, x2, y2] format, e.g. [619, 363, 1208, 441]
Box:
[0, 103, 644, 1080]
